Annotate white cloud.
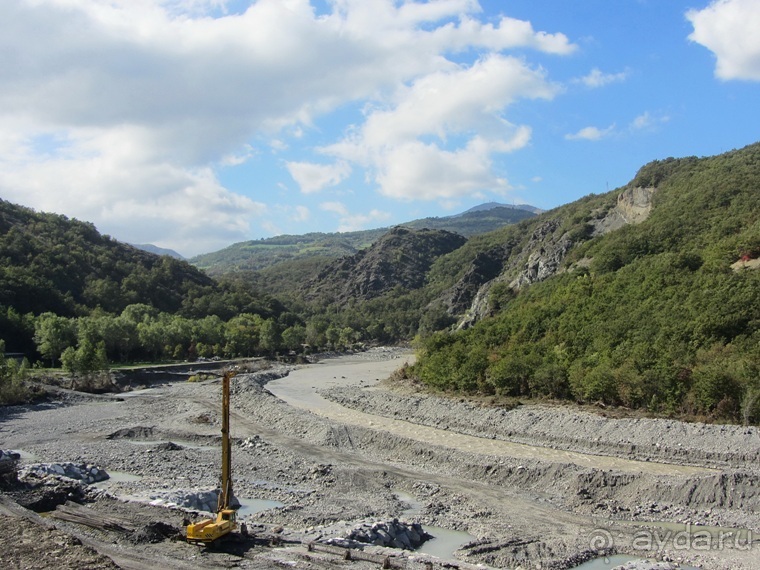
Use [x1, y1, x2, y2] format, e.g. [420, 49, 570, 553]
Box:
[0, 1, 576, 253]
[577, 68, 630, 88]
[630, 111, 670, 131]
[565, 125, 615, 141]
[319, 201, 391, 232]
[291, 205, 311, 222]
[687, 0, 760, 81]
[337, 209, 392, 232]
[324, 55, 556, 200]
[286, 161, 351, 194]
[320, 201, 350, 216]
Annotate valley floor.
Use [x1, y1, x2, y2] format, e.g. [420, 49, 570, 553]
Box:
[1, 348, 759, 569]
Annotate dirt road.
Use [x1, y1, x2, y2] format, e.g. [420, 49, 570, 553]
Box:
[1, 349, 759, 569]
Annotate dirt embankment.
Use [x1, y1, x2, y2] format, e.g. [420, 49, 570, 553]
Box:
[322, 387, 760, 469]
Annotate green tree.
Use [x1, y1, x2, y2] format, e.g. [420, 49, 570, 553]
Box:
[61, 338, 109, 376]
[0, 340, 31, 404]
[282, 325, 306, 351]
[33, 312, 76, 366]
[260, 319, 283, 353]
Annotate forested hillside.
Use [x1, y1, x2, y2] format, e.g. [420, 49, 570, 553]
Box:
[0, 199, 213, 319]
[0, 200, 285, 361]
[413, 144, 760, 423]
[191, 205, 534, 275]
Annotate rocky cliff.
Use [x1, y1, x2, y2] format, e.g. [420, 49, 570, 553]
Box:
[306, 227, 467, 303]
[450, 186, 657, 328]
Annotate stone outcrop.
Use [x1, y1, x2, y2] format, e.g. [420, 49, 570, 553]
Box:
[20, 462, 109, 485]
[146, 488, 240, 514]
[456, 219, 574, 328]
[454, 186, 658, 328]
[306, 227, 466, 302]
[593, 186, 656, 235]
[0, 450, 20, 488]
[341, 519, 433, 550]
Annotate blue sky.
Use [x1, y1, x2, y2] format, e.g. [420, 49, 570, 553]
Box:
[1, 1, 759, 257]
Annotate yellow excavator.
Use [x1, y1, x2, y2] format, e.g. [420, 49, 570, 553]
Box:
[186, 370, 245, 545]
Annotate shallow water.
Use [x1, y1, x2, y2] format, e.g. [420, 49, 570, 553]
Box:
[236, 497, 283, 517]
[394, 490, 475, 560]
[416, 525, 474, 560]
[569, 555, 699, 569]
[570, 555, 643, 569]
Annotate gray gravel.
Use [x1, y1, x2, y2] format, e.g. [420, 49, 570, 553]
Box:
[1, 349, 758, 570]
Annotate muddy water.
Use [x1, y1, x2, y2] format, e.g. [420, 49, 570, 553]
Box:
[570, 556, 699, 569]
[266, 355, 712, 476]
[237, 497, 283, 517]
[394, 490, 475, 560]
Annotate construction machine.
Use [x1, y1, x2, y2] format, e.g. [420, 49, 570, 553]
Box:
[186, 369, 245, 544]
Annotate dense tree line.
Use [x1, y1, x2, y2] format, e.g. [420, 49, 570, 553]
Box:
[413, 144, 760, 424]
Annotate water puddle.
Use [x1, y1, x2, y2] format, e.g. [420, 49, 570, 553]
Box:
[395, 490, 475, 561]
[92, 470, 143, 488]
[416, 525, 474, 559]
[13, 449, 38, 461]
[570, 556, 644, 569]
[236, 497, 284, 517]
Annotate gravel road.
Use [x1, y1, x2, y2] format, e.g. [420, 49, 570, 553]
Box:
[1, 348, 759, 570]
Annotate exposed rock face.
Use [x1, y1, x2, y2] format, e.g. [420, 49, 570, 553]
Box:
[20, 462, 110, 485]
[454, 187, 657, 328]
[507, 219, 574, 291]
[306, 227, 466, 302]
[0, 450, 20, 489]
[593, 186, 656, 235]
[146, 488, 241, 514]
[446, 247, 513, 315]
[455, 219, 573, 328]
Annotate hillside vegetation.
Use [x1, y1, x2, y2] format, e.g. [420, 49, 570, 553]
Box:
[190, 205, 534, 275]
[0, 200, 286, 365]
[3, 144, 760, 424]
[413, 144, 760, 424]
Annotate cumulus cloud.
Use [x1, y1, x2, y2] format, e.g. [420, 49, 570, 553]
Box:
[687, 0, 760, 81]
[286, 161, 351, 194]
[319, 201, 390, 232]
[0, 0, 576, 253]
[630, 111, 670, 131]
[323, 55, 555, 200]
[565, 125, 615, 141]
[576, 68, 630, 88]
[291, 205, 311, 222]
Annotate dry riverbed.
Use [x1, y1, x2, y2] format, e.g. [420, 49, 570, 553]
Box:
[1, 348, 759, 569]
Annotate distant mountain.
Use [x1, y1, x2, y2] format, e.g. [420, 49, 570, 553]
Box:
[132, 243, 185, 260]
[191, 203, 537, 276]
[457, 202, 544, 216]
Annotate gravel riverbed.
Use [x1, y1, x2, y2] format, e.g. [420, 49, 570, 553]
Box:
[1, 348, 758, 569]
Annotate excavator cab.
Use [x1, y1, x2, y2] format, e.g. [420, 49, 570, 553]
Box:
[186, 509, 238, 544]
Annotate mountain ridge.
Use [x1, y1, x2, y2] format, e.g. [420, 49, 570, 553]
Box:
[190, 203, 537, 275]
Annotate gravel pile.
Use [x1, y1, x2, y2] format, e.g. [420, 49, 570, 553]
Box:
[322, 387, 760, 469]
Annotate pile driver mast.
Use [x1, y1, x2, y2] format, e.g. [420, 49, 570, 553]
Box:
[186, 369, 243, 544]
